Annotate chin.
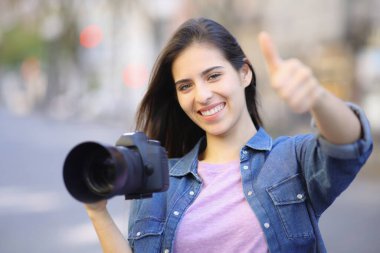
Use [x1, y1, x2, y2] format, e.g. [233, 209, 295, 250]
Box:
[203, 126, 230, 137]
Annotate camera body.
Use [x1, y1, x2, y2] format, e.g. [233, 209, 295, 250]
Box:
[63, 132, 169, 203]
[115, 132, 169, 199]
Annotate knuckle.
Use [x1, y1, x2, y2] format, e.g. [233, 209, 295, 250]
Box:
[288, 58, 302, 67]
[302, 66, 312, 77]
[280, 87, 291, 100]
[271, 76, 282, 89]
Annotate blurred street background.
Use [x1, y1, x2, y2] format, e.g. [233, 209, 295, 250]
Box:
[0, 0, 379, 252]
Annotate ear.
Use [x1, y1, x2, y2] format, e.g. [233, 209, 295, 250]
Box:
[239, 60, 253, 88]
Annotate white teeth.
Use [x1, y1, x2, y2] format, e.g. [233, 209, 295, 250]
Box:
[200, 104, 224, 116]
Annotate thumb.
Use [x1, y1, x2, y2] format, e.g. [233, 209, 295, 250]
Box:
[258, 31, 282, 75]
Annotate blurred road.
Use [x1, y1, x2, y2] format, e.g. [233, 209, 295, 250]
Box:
[0, 109, 128, 253]
[0, 108, 379, 253]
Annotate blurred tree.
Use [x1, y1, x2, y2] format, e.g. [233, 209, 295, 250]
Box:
[0, 24, 45, 68]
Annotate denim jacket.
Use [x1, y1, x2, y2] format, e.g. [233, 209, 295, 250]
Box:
[128, 104, 373, 253]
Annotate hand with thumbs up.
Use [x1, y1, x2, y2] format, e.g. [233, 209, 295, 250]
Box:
[258, 32, 324, 114]
[258, 32, 361, 144]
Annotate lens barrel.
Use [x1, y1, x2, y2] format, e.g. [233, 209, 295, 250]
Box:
[84, 158, 116, 196]
[63, 142, 142, 203]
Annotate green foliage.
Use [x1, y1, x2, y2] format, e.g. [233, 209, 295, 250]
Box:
[0, 25, 45, 67]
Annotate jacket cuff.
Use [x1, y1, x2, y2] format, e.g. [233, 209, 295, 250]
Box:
[313, 102, 373, 159]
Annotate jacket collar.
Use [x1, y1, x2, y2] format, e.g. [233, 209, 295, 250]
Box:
[169, 127, 272, 178]
[245, 127, 273, 151]
[169, 136, 205, 180]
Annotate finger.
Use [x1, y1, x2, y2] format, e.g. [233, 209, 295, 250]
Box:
[281, 66, 312, 98]
[272, 58, 301, 90]
[288, 77, 320, 113]
[258, 31, 282, 74]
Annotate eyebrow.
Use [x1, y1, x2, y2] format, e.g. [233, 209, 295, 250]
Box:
[174, 66, 224, 86]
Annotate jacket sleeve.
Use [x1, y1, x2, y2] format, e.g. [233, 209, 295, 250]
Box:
[295, 103, 373, 216]
[127, 199, 141, 252]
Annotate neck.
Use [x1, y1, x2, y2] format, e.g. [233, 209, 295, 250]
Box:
[201, 121, 257, 164]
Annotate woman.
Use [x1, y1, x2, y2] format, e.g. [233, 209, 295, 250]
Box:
[85, 18, 373, 253]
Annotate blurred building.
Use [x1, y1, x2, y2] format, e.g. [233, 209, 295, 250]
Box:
[0, 0, 379, 135]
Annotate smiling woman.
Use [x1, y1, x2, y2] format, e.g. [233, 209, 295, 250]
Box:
[135, 19, 262, 159]
[172, 43, 255, 146]
[83, 18, 373, 253]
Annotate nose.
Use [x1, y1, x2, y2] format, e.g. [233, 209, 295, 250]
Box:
[194, 82, 212, 104]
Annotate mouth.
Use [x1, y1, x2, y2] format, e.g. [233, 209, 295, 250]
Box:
[198, 103, 225, 117]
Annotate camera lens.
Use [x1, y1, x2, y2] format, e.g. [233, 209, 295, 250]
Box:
[84, 158, 116, 196]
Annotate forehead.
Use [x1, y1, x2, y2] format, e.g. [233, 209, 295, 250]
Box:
[172, 42, 229, 78]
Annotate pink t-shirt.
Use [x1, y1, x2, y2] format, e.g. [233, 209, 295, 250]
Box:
[173, 160, 269, 253]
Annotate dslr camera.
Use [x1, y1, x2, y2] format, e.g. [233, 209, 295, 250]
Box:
[63, 132, 169, 203]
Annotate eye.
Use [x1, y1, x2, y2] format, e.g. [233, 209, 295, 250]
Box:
[207, 73, 221, 82]
[177, 82, 193, 92]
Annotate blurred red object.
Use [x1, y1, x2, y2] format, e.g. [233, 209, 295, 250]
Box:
[80, 25, 103, 48]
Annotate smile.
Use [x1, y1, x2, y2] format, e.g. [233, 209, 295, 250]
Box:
[199, 103, 225, 116]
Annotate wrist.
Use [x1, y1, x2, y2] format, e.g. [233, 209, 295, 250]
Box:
[85, 203, 109, 220]
[310, 85, 328, 112]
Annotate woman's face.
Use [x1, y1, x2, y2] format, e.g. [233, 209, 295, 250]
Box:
[172, 42, 252, 137]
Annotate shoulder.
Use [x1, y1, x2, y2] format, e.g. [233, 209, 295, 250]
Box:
[271, 133, 316, 149]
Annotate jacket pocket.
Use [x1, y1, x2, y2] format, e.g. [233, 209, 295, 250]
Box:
[267, 174, 313, 239]
[128, 218, 164, 252]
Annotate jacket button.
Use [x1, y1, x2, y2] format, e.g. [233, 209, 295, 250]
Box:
[243, 165, 249, 170]
[164, 249, 170, 253]
[189, 191, 195, 196]
[173, 211, 180, 216]
[136, 232, 141, 236]
[264, 222, 270, 229]
[297, 194, 303, 199]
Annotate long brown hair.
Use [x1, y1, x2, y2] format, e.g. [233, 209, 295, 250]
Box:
[135, 18, 262, 158]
